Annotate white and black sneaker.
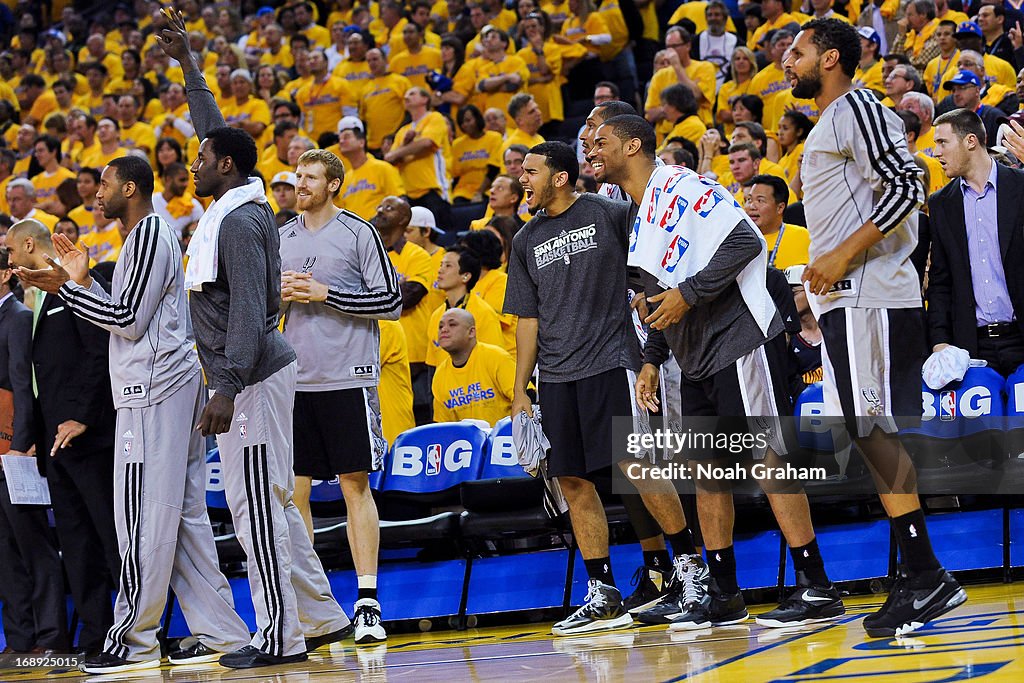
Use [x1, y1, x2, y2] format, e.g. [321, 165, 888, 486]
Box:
[670, 579, 748, 631]
[863, 568, 967, 638]
[168, 637, 222, 665]
[551, 579, 633, 636]
[755, 570, 846, 628]
[636, 554, 709, 625]
[354, 598, 387, 644]
[79, 652, 161, 675]
[623, 565, 672, 614]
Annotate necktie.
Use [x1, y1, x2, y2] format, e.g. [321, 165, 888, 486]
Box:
[32, 291, 45, 398]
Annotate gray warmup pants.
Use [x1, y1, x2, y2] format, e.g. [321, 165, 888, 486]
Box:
[105, 370, 250, 661]
[215, 362, 349, 658]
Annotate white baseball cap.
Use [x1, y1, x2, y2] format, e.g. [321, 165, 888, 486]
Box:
[409, 206, 444, 234]
[270, 171, 296, 187]
[337, 115, 365, 133]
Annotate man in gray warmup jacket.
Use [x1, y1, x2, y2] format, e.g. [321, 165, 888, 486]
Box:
[157, 9, 351, 669]
[15, 157, 251, 675]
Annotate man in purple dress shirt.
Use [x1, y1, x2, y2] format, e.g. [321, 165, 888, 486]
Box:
[929, 108, 1024, 377]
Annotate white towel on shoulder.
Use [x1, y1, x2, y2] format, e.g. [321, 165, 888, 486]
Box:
[184, 178, 268, 292]
[626, 165, 775, 336]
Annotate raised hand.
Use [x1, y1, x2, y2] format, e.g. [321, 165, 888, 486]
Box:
[157, 7, 194, 67]
[51, 233, 90, 286]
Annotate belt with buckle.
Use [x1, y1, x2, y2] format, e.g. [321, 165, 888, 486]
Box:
[978, 322, 1018, 339]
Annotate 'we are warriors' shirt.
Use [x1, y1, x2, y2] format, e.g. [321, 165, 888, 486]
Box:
[504, 193, 640, 382]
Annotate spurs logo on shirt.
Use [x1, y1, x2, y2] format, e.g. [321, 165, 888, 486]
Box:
[532, 224, 598, 269]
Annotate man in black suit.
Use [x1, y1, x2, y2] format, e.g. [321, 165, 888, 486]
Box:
[0, 247, 67, 654]
[6, 220, 120, 655]
[928, 108, 1024, 377]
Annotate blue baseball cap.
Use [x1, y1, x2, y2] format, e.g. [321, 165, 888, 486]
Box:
[944, 70, 982, 89]
[857, 27, 880, 47]
[955, 21, 983, 38]
[257, 6, 275, 17]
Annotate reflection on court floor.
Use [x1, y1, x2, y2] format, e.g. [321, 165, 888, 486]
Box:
[6, 583, 1023, 682]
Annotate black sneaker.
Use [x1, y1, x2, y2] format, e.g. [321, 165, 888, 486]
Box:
[218, 645, 308, 669]
[306, 623, 355, 652]
[168, 638, 222, 665]
[552, 579, 633, 636]
[636, 554, 709, 625]
[756, 570, 846, 628]
[668, 577, 748, 631]
[623, 565, 672, 614]
[863, 568, 967, 638]
[79, 652, 161, 675]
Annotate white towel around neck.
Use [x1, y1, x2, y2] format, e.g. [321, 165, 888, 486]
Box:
[184, 178, 268, 292]
[626, 164, 775, 336]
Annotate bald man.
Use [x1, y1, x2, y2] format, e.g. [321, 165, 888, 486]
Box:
[431, 308, 514, 425]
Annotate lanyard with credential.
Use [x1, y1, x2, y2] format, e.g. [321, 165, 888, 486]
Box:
[768, 224, 786, 268]
[932, 51, 958, 98]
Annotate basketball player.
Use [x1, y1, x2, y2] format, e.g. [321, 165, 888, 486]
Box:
[591, 114, 845, 630]
[784, 18, 965, 636]
[13, 157, 251, 674]
[505, 141, 697, 636]
[159, 9, 352, 667]
[280, 148, 400, 644]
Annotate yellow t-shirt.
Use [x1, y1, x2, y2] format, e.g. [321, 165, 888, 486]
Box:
[646, 62, 717, 136]
[67, 203, 97, 234]
[763, 89, 819, 133]
[561, 12, 610, 60]
[984, 54, 1017, 90]
[360, 73, 413, 150]
[596, 0, 630, 60]
[924, 51, 960, 100]
[390, 47, 443, 91]
[221, 97, 271, 136]
[451, 131, 504, 202]
[333, 59, 375, 97]
[27, 90, 58, 125]
[73, 92, 106, 118]
[301, 23, 332, 49]
[718, 158, 796, 205]
[294, 75, 356, 144]
[389, 241, 435, 364]
[749, 62, 792, 130]
[30, 167, 76, 207]
[917, 127, 936, 158]
[392, 111, 451, 200]
[517, 43, 564, 123]
[668, 1, 738, 35]
[778, 141, 804, 186]
[716, 78, 755, 136]
[432, 342, 515, 426]
[425, 294, 504, 367]
[79, 145, 128, 170]
[749, 12, 803, 50]
[423, 247, 447, 315]
[461, 56, 531, 120]
[541, 0, 570, 27]
[337, 157, 406, 221]
[763, 223, 811, 270]
[917, 152, 948, 197]
[494, 129, 545, 170]
[474, 268, 516, 357]
[378, 319, 416, 445]
[663, 115, 707, 149]
[854, 60, 885, 95]
[260, 44, 294, 69]
[149, 103, 193, 147]
[78, 221, 122, 263]
[120, 121, 157, 155]
[21, 209, 59, 231]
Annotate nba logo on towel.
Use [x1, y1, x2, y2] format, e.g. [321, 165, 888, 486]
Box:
[658, 195, 688, 232]
[940, 391, 956, 421]
[661, 235, 690, 273]
[693, 188, 724, 217]
[426, 444, 442, 475]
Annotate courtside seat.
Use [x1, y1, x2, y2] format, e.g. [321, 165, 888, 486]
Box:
[460, 417, 554, 538]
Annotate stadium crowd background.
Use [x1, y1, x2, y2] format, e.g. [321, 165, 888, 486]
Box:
[2, 0, 1024, 654]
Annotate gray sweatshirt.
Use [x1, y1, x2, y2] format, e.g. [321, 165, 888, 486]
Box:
[59, 214, 200, 408]
[184, 69, 296, 400]
[279, 211, 402, 391]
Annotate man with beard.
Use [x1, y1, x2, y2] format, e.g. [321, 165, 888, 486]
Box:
[14, 156, 251, 674]
[783, 18, 965, 637]
[591, 114, 845, 631]
[279, 148, 401, 644]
